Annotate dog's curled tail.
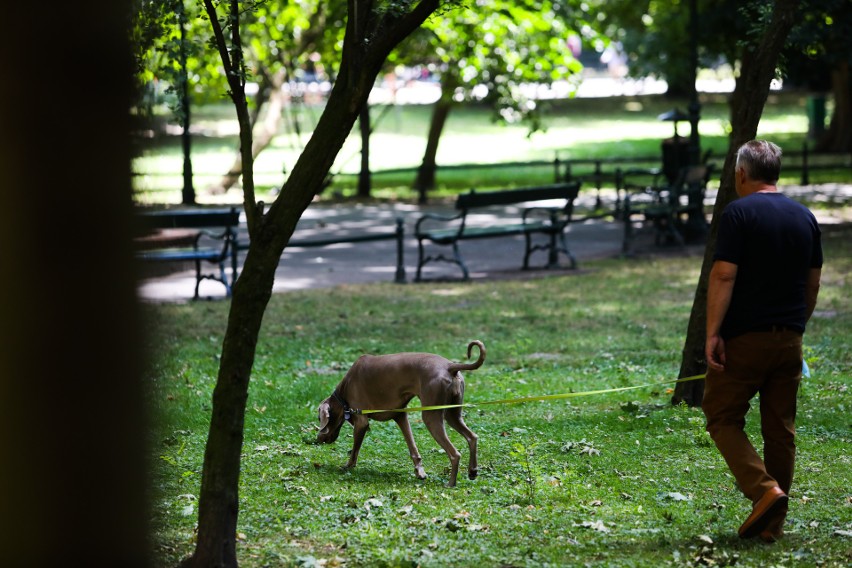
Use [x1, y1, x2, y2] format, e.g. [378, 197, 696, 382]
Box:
[449, 340, 486, 373]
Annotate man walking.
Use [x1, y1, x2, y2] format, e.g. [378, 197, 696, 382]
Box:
[703, 140, 822, 542]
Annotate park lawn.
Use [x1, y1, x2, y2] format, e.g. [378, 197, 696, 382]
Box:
[145, 222, 851, 567]
[132, 91, 848, 205]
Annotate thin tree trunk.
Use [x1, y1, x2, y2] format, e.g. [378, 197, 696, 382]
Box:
[358, 102, 371, 198]
[673, 0, 801, 406]
[182, 1, 440, 566]
[816, 61, 852, 153]
[414, 72, 458, 203]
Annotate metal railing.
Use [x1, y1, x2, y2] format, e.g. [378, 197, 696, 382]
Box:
[348, 145, 850, 192]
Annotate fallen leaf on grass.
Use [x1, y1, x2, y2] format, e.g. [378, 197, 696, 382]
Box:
[576, 520, 610, 532]
[660, 491, 691, 502]
[833, 529, 852, 537]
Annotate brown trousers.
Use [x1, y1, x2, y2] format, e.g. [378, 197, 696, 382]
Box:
[702, 329, 803, 503]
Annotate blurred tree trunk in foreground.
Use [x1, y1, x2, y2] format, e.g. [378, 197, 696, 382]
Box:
[0, 2, 149, 567]
[673, 0, 801, 406]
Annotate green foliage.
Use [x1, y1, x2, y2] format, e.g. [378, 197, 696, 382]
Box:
[783, 0, 852, 89]
[409, 0, 595, 132]
[146, 226, 852, 567]
[593, 0, 849, 98]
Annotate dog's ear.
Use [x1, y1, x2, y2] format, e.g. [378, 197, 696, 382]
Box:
[318, 400, 331, 432]
[317, 398, 343, 443]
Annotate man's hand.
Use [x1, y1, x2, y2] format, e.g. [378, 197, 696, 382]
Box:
[706, 334, 726, 372]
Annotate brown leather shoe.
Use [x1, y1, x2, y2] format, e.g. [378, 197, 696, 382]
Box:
[739, 487, 788, 539]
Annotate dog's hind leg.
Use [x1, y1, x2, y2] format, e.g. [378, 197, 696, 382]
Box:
[393, 414, 427, 480]
[422, 409, 461, 487]
[446, 408, 478, 480]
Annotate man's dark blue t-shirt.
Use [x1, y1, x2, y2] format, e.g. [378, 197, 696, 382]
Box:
[713, 192, 823, 340]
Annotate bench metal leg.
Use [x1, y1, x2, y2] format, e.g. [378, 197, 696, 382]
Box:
[394, 217, 407, 284]
[415, 238, 469, 281]
[452, 242, 470, 280]
[524, 229, 577, 270]
[193, 258, 202, 300]
[523, 232, 534, 270]
[558, 231, 578, 269]
[416, 239, 427, 282]
[547, 231, 560, 268]
[192, 259, 233, 300]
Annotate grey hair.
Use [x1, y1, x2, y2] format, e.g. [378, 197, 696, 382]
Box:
[736, 140, 782, 184]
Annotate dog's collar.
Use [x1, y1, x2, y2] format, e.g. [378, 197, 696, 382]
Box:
[332, 389, 359, 422]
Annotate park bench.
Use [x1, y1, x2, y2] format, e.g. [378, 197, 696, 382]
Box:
[620, 164, 714, 255]
[135, 207, 241, 299]
[414, 181, 581, 281]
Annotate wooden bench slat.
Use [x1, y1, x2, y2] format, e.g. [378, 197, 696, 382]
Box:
[137, 248, 223, 262]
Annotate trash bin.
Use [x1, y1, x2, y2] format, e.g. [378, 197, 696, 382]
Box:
[806, 95, 826, 139]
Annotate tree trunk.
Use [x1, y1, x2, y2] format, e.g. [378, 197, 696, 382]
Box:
[1, 1, 149, 566]
[413, 72, 458, 203]
[178, 0, 196, 205]
[358, 102, 371, 198]
[816, 61, 852, 153]
[182, 1, 441, 566]
[673, 0, 801, 406]
[208, 70, 288, 195]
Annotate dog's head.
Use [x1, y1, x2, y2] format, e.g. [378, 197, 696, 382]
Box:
[316, 395, 346, 444]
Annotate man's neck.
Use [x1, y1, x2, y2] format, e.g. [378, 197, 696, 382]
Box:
[742, 182, 778, 196]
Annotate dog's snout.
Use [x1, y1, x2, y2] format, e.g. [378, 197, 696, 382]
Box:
[317, 427, 340, 444]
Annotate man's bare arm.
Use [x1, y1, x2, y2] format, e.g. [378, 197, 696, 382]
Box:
[804, 267, 821, 322]
[706, 260, 738, 371]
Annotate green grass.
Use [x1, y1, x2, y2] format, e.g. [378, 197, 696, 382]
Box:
[132, 92, 850, 205]
[146, 224, 852, 567]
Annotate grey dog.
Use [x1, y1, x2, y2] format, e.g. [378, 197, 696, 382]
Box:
[316, 340, 485, 486]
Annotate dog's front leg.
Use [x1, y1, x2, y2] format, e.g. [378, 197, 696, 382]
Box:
[393, 414, 426, 480]
[345, 419, 370, 470]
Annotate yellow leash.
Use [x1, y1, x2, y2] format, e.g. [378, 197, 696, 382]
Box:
[359, 374, 706, 415]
